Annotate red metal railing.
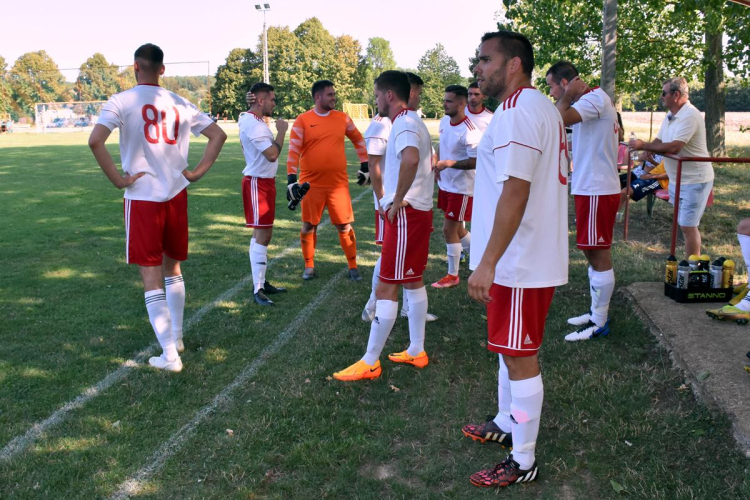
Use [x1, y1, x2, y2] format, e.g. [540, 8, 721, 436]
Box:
[622, 153, 750, 256]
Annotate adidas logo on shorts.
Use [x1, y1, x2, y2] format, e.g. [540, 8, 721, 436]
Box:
[406, 268, 415, 276]
[598, 236, 605, 243]
[448, 212, 454, 217]
[524, 334, 532, 345]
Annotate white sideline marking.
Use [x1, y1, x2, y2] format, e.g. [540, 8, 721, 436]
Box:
[0, 188, 370, 463]
[109, 267, 348, 499]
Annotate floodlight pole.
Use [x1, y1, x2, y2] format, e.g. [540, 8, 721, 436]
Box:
[255, 4, 271, 84]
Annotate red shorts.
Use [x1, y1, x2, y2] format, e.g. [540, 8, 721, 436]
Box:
[124, 189, 188, 266]
[437, 188, 473, 222]
[301, 184, 353, 226]
[374, 210, 384, 245]
[242, 176, 276, 228]
[486, 285, 555, 357]
[379, 206, 433, 284]
[575, 194, 619, 249]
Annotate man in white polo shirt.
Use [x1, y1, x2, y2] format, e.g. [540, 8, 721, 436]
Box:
[239, 82, 289, 306]
[546, 61, 620, 342]
[464, 30, 568, 489]
[89, 43, 226, 372]
[334, 70, 434, 382]
[630, 77, 714, 258]
[433, 84, 482, 288]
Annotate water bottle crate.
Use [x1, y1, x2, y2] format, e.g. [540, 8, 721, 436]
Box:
[664, 282, 732, 303]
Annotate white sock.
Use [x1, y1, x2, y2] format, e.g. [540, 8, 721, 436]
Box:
[251, 242, 269, 294]
[362, 300, 398, 365]
[460, 231, 471, 254]
[509, 374, 544, 470]
[164, 275, 185, 344]
[446, 242, 462, 276]
[493, 355, 513, 432]
[404, 287, 427, 356]
[402, 288, 410, 314]
[145, 289, 178, 362]
[370, 256, 381, 304]
[590, 268, 615, 327]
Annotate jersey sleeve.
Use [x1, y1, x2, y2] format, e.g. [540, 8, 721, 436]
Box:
[286, 115, 305, 176]
[345, 115, 368, 162]
[241, 121, 273, 153]
[366, 137, 387, 156]
[464, 126, 482, 159]
[393, 118, 421, 156]
[364, 119, 388, 156]
[96, 96, 122, 131]
[492, 107, 543, 183]
[187, 102, 214, 137]
[572, 90, 604, 122]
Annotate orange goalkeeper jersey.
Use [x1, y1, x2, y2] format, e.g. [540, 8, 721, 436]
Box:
[286, 109, 368, 188]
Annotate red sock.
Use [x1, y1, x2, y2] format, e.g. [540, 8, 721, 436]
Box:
[338, 228, 357, 269]
[301, 232, 315, 268]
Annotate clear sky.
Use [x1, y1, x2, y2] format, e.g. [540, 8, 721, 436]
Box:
[4, 0, 501, 80]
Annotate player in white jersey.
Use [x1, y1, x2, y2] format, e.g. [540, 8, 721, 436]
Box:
[239, 82, 289, 306]
[546, 61, 620, 342]
[466, 81, 494, 132]
[360, 73, 438, 323]
[464, 31, 568, 489]
[334, 70, 434, 382]
[433, 85, 482, 288]
[89, 44, 226, 372]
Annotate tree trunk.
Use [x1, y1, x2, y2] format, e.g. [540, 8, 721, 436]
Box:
[704, 27, 726, 157]
[601, 0, 617, 103]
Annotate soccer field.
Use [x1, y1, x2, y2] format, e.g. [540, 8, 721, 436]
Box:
[1, 125, 749, 499]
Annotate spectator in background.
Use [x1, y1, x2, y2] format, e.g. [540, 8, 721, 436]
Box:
[629, 77, 714, 258]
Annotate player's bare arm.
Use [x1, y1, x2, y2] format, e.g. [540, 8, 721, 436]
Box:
[468, 176, 531, 304]
[369, 153, 385, 208]
[387, 146, 419, 222]
[88, 124, 145, 189]
[435, 157, 476, 172]
[261, 118, 289, 162]
[555, 78, 586, 126]
[183, 123, 227, 183]
[630, 136, 685, 156]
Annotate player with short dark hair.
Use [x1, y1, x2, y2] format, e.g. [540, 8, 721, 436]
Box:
[239, 83, 289, 306]
[464, 30, 568, 488]
[467, 81, 493, 132]
[334, 70, 435, 381]
[546, 60, 620, 342]
[88, 43, 227, 372]
[432, 84, 481, 289]
[286, 80, 369, 281]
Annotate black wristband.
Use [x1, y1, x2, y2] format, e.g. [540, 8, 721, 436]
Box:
[273, 141, 282, 153]
[287, 174, 297, 185]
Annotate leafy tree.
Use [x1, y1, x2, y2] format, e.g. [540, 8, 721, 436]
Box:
[10, 51, 72, 117]
[331, 35, 363, 106]
[417, 43, 463, 117]
[210, 48, 259, 119]
[0, 56, 12, 119]
[116, 66, 136, 92]
[76, 53, 121, 101]
[355, 37, 397, 105]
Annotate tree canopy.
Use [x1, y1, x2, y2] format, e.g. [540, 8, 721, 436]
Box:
[417, 44, 463, 118]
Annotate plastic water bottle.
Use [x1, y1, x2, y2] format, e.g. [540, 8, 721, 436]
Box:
[665, 255, 677, 285]
[677, 261, 690, 289]
[629, 132, 639, 163]
[710, 259, 723, 288]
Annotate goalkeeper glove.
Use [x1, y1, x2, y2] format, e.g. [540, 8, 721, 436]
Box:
[357, 161, 370, 186]
[287, 174, 304, 202]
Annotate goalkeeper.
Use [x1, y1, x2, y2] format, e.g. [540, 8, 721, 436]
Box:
[286, 79, 369, 281]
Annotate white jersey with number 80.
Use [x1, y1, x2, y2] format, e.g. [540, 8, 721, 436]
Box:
[97, 83, 214, 202]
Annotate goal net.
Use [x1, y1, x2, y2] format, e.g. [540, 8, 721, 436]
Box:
[35, 101, 106, 133]
[343, 103, 370, 120]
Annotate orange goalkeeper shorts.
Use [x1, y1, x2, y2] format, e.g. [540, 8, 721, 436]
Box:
[300, 184, 354, 226]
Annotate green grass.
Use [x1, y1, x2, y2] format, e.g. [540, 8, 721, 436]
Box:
[1, 119, 749, 499]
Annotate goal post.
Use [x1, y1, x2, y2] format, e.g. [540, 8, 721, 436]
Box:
[34, 101, 107, 133]
[342, 103, 371, 120]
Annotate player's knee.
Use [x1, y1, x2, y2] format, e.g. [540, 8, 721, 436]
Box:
[738, 219, 750, 236]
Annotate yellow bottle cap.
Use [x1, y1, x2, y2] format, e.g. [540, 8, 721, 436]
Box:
[688, 255, 699, 261]
[699, 255, 710, 261]
[724, 259, 735, 268]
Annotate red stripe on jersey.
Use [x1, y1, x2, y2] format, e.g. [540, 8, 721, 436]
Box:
[450, 116, 471, 128]
[493, 141, 542, 155]
[394, 109, 409, 121]
[468, 106, 486, 115]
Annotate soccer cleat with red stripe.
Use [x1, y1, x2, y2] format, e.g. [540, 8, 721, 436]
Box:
[470, 454, 538, 488]
[462, 416, 512, 448]
[333, 359, 382, 381]
[431, 274, 460, 289]
[387, 350, 429, 368]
